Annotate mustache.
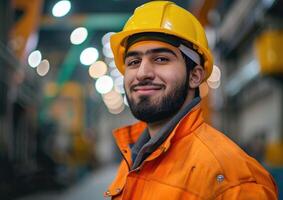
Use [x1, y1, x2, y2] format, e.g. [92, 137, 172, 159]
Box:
[130, 80, 165, 91]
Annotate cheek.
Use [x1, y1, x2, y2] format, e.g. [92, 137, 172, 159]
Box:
[158, 67, 186, 86]
[123, 71, 135, 91]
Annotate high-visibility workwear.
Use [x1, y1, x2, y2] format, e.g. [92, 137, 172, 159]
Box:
[105, 105, 278, 199]
[110, 1, 213, 81]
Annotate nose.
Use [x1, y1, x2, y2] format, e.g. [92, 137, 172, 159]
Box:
[136, 58, 155, 81]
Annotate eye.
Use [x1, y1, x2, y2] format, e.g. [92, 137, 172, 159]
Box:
[126, 59, 141, 68]
[154, 57, 169, 63]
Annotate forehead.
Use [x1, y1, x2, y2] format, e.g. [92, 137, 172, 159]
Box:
[126, 40, 180, 54]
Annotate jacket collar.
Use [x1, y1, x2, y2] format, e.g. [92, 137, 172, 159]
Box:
[108, 104, 204, 197]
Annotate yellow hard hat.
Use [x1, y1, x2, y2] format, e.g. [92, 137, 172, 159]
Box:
[110, 1, 213, 80]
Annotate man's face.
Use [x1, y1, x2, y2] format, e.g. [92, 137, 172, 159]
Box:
[123, 40, 189, 123]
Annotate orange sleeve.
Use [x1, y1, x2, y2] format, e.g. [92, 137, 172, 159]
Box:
[215, 183, 278, 200]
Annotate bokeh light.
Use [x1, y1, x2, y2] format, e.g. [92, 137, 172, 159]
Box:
[114, 76, 124, 94]
[102, 42, 114, 58]
[36, 59, 50, 76]
[110, 68, 122, 77]
[108, 104, 125, 114]
[88, 61, 108, 79]
[102, 89, 125, 114]
[28, 50, 42, 68]
[102, 90, 120, 101]
[52, 0, 71, 17]
[70, 27, 88, 45]
[101, 32, 115, 45]
[104, 94, 123, 109]
[207, 80, 221, 89]
[208, 65, 221, 82]
[207, 65, 221, 89]
[109, 60, 116, 68]
[95, 75, 113, 94]
[80, 47, 99, 65]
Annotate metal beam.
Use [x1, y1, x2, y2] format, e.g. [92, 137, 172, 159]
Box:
[40, 13, 130, 30]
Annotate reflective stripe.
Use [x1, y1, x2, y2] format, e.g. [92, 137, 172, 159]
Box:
[179, 44, 201, 65]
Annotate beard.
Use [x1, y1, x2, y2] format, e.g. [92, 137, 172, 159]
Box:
[125, 77, 189, 123]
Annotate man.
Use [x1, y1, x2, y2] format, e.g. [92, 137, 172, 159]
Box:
[105, 1, 278, 199]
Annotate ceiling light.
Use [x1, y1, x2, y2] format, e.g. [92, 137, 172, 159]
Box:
[52, 0, 71, 17]
[70, 27, 88, 45]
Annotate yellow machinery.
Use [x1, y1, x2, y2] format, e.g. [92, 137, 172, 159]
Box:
[255, 30, 283, 75]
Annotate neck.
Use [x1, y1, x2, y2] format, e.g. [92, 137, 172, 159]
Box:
[147, 117, 171, 137]
[147, 89, 196, 137]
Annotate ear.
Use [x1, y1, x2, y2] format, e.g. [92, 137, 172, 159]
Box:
[189, 65, 205, 88]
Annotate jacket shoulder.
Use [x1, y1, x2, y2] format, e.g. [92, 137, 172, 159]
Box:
[186, 123, 276, 198]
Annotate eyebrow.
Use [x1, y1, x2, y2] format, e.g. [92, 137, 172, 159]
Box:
[124, 47, 178, 60]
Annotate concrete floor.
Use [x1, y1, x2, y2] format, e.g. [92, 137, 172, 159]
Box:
[16, 164, 118, 200]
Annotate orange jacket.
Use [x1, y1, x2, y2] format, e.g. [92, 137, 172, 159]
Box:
[106, 104, 278, 199]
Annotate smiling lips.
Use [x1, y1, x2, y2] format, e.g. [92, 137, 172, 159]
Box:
[132, 84, 164, 95]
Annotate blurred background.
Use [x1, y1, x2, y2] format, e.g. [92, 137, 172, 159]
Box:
[0, 0, 282, 199]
